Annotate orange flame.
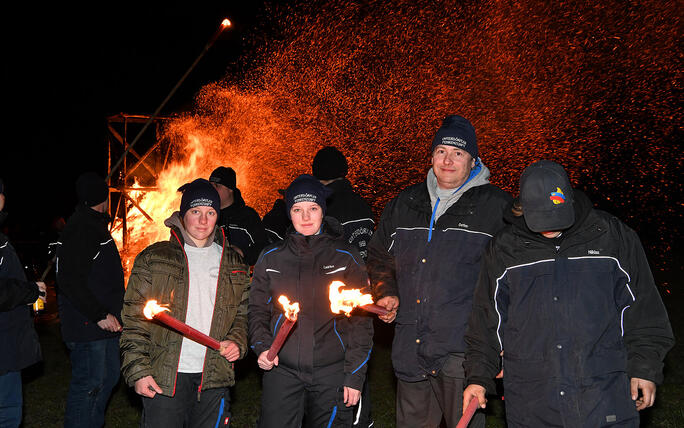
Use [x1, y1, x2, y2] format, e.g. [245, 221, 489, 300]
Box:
[329, 280, 374, 317]
[143, 300, 170, 319]
[221, 18, 231, 28]
[278, 295, 300, 321]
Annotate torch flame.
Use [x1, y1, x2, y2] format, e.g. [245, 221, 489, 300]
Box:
[221, 18, 231, 28]
[277, 295, 300, 321]
[329, 280, 374, 317]
[143, 300, 170, 320]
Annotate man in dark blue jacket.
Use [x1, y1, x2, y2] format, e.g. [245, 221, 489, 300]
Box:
[463, 160, 674, 427]
[56, 172, 125, 428]
[367, 116, 510, 427]
[0, 178, 42, 428]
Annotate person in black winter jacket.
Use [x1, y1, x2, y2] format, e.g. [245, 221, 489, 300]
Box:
[56, 172, 125, 428]
[312, 146, 376, 427]
[209, 166, 267, 265]
[261, 192, 289, 245]
[0, 178, 42, 428]
[249, 175, 374, 428]
[312, 146, 375, 261]
[367, 115, 510, 427]
[463, 160, 674, 427]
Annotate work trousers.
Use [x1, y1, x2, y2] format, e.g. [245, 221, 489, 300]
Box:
[258, 368, 355, 428]
[64, 337, 120, 428]
[0, 371, 22, 428]
[396, 354, 484, 428]
[141, 372, 230, 428]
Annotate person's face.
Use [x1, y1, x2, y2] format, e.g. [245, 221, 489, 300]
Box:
[290, 202, 323, 236]
[431, 145, 476, 190]
[183, 206, 218, 245]
[211, 182, 234, 208]
[540, 231, 562, 238]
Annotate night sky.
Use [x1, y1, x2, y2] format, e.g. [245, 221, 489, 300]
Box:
[2, 1, 681, 274]
[3, 1, 264, 230]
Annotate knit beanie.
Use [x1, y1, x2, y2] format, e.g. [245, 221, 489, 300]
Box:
[285, 174, 332, 218]
[76, 172, 109, 207]
[312, 146, 348, 180]
[209, 166, 237, 190]
[431, 115, 478, 159]
[178, 178, 221, 218]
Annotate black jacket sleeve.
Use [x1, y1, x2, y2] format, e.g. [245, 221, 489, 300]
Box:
[57, 227, 108, 323]
[367, 197, 399, 299]
[0, 278, 39, 312]
[618, 222, 674, 384]
[464, 241, 504, 394]
[248, 255, 274, 356]
[342, 251, 374, 391]
[241, 209, 268, 266]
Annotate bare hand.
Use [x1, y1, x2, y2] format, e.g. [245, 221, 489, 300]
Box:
[97, 314, 122, 332]
[631, 377, 656, 410]
[258, 350, 278, 370]
[343, 386, 361, 407]
[219, 340, 240, 362]
[463, 384, 487, 413]
[376, 296, 399, 323]
[36, 281, 47, 303]
[134, 375, 163, 398]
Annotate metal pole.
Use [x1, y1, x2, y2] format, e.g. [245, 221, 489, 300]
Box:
[106, 18, 232, 181]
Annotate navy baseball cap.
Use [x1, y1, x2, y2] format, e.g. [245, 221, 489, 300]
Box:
[519, 160, 575, 232]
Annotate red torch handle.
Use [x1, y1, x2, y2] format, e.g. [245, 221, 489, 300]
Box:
[153, 312, 221, 350]
[455, 396, 480, 428]
[360, 304, 389, 316]
[266, 318, 296, 361]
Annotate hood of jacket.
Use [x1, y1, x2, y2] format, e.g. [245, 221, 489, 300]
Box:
[163, 211, 219, 248]
[427, 159, 491, 222]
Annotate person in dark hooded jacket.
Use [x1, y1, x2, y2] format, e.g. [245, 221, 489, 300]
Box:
[209, 166, 267, 265]
[249, 174, 374, 428]
[0, 178, 42, 428]
[463, 160, 674, 427]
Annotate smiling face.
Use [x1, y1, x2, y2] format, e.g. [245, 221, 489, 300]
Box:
[182, 205, 218, 246]
[290, 201, 324, 236]
[431, 145, 476, 190]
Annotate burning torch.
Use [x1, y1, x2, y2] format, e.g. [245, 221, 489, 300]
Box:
[328, 280, 389, 317]
[143, 300, 220, 350]
[266, 296, 300, 361]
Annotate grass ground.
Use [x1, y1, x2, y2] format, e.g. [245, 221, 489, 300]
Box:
[20, 267, 683, 427]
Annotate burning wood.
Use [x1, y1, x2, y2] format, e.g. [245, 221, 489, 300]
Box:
[143, 300, 220, 350]
[266, 296, 300, 361]
[328, 280, 389, 317]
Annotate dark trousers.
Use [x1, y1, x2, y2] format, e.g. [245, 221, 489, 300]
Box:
[258, 368, 354, 428]
[396, 354, 485, 428]
[353, 378, 373, 427]
[64, 337, 120, 428]
[141, 373, 230, 428]
[0, 371, 22, 428]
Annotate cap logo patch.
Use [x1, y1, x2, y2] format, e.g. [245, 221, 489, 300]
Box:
[441, 136, 467, 148]
[549, 187, 566, 205]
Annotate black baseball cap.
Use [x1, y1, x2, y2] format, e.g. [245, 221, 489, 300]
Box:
[519, 160, 575, 232]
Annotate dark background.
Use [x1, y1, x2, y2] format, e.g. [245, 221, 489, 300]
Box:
[2, 1, 266, 232]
